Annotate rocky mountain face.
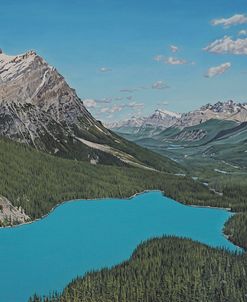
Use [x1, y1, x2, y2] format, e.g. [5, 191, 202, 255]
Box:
[0, 51, 109, 156]
[175, 100, 247, 128]
[0, 50, 178, 171]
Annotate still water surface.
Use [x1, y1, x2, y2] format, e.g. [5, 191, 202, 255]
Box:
[0, 191, 239, 302]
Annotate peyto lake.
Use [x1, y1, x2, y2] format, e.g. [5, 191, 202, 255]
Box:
[0, 191, 240, 302]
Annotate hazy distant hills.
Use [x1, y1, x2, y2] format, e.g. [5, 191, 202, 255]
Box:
[107, 100, 247, 139]
[108, 102, 247, 170]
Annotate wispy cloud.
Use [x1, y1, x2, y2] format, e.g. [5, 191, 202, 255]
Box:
[152, 80, 169, 89]
[204, 62, 231, 78]
[100, 104, 123, 113]
[83, 99, 97, 108]
[95, 98, 112, 104]
[120, 88, 138, 93]
[99, 67, 112, 72]
[100, 102, 144, 114]
[211, 14, 247, 28]
[154, 54, 189, 65]
[239, 29, 247, 36]
[126, 102, 144, 110]
[204, 36, 247, 55]
[170, 45, 179, 53]
[165, 56, 187, 65]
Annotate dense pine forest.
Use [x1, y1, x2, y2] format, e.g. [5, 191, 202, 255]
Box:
[0, 136, 227, 219]
[29, 237, 247, 302]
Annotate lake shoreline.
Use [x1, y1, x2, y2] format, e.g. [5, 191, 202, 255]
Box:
[0, 189, 239, 254]
[0, 190, 241, 302]
[1, 189, 234, 230]
[1, 189, 242, 252]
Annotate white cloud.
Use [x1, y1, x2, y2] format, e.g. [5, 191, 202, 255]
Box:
[204, 62, 231, 78]
[99, 67, 112, 72]
[95, 98, 112, 104]
[211, 14, 247, 28]
[170, 45, 179, 53]
[126, 102, 144, 110]
[239, 29, 247, 36]
[114, 97, 124, 101]
[120, 88, 138, 93]
[204, 36, 247, 55]
[152, 80, 169, 89]
[83, 99, 97, 108]
[100, 102, 144, 114]
[100, 104, 123, 113]
[165, 57, 187, 65]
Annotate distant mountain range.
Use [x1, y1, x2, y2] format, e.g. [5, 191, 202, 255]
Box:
[108, 100, 247, 171]
[106, 109, 181, 135]
[106, 101, 247, 138]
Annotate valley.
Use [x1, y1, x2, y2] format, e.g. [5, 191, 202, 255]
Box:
[109, 108, 247, 251]
[0, 50, 246, 302]
[2, 1, 247, 301]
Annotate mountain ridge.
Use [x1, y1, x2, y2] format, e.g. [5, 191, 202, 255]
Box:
[107, 100, 247, 137]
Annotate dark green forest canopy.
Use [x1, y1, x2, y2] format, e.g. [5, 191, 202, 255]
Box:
[29, 237, 247, 302]
[0, 136, 228, 218]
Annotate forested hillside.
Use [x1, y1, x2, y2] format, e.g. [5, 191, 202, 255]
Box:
[29, 237, 247, 302]
[0, 136, 226, 222]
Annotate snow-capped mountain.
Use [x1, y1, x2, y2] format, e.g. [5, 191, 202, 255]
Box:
[142, 109, 181, 128]
[175, 100, 247, 128]
[105, 116, 146, 134]
[109, 101, 247, 137]
[0, 50, 103, 152]
[107, 109, 181, 135]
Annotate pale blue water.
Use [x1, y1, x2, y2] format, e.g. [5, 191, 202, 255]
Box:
[0, 191, 239, 302]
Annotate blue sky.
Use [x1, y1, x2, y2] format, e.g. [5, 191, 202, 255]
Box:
[1, 0, 247, 121]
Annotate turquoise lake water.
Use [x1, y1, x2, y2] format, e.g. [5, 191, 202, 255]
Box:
[0, 191, 240, 302]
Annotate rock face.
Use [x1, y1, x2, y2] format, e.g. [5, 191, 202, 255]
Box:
[0, 50, 112, 158]
[175, 101, 247, 128]
[0, 196, 30, 226]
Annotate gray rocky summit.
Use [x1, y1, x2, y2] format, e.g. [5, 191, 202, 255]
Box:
[0, 50, 109, 155]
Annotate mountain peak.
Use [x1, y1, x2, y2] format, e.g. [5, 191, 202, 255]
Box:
[153, 109, 181, 119]
[0, 50, 102, 154]
[0, 50, 43, 87]
[200, 100, 246, 113]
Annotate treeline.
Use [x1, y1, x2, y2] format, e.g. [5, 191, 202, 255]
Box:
[29, 237, 247, 302]
[0, 136, 247, 246]
[225, 213, 247, 250]
[0, 136, 233, 221]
